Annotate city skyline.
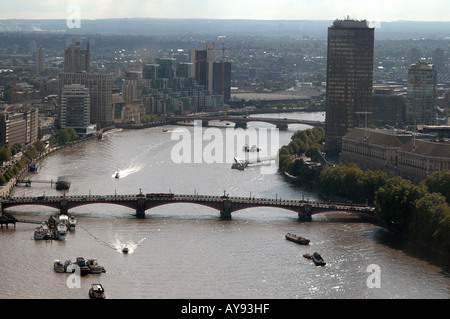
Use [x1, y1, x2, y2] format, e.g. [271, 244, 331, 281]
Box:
[1, 0, 449, 22]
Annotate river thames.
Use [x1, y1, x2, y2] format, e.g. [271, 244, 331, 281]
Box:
[0, 112, 449, 299]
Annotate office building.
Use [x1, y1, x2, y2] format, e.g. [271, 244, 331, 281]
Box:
[60, 84, 95, 134]
[373, 89, 406, 127]
[36, 45, 46, 73]
[325, 18, 375, 157]
[59, 73, 113, 126]
[190, 43, 216, 90]
[212, 61, 231, 103]
[64, 41, 90, 73]
[340, 127, 449, 183]
[406, 61, 437, 125]
[0, 107, 39, 148]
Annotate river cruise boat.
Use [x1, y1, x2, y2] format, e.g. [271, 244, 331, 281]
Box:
[89, 284, 106, 299]
[285, 233, 310, 245]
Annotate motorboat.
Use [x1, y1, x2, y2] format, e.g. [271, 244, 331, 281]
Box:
[68, 216, 77, 230]
[115, 171, 120, 178]
[122, 247, 129, 254]
[285, 233, 310, 245]
[243, 145, 261, 152]
[89, 284, 106, 299]
[54, 260, 65, 273]
[312, 252, 326, 266]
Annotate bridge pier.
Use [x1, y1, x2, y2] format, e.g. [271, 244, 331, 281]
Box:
[220, 199, 232, 220]
[276, 123, 288, 130]
[298, 204, 312, 222]
[234, 122, 247, 129]
[136, 197, 146, 218]
[60, 198, 68, 215]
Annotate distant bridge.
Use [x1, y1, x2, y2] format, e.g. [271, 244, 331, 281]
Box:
[168, 115, 324, 130]
[1, 193, 376, 222]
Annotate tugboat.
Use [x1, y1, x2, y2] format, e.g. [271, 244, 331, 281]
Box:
[285, 233, 310, 245]
[89, 284, 106, 299]
[311, 252, 326, 266]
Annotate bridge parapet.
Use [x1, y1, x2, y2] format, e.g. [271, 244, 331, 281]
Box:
[0, 194, 375, 221]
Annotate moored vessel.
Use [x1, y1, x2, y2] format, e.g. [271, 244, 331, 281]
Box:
[76, 257, 91, 275]
[54, 260, 65, 273]
[34, 225, 45, 240]
[56, 222, 67, 240]
[68, 216, 77, 230]
[86, 258, 105, 274]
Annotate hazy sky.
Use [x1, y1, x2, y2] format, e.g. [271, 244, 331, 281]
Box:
[2, 0, 449, 21]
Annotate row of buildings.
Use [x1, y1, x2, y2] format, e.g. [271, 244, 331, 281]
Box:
[0, 105, 39, 149]
[340, 127, 450, 183]
[324, 18, 449, 182]
[56, 42, 231, 133]
[325, 18, 441, 158]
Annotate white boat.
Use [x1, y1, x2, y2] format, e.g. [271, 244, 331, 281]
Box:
[54, 260, 65, 273]
[56, 222, 67, 240]
[68, 216, 77, 230]
[59, 214, 69, 226]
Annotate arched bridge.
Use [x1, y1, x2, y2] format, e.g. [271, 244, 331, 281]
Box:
[1, 193, 376, 222]
[169, 115, 324, 130]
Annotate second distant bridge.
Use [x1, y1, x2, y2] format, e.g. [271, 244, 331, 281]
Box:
[168, 115, 324, 130]
[1, 193, 375, 222]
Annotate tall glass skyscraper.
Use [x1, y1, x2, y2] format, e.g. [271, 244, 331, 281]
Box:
[325, 18, 374, 157]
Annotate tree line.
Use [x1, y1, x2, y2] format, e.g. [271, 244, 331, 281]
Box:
[279, 128, 450, 255]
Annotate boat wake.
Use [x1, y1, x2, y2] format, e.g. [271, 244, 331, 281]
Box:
[110, 236, 147, 254]
[112, 142, 165, 179]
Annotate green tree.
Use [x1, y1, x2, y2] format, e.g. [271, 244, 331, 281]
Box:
[422, 170, 450, 203]
[375, 177, 426, 231]
[0, 146, 11, 163]
[410, 192, 450, 245]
